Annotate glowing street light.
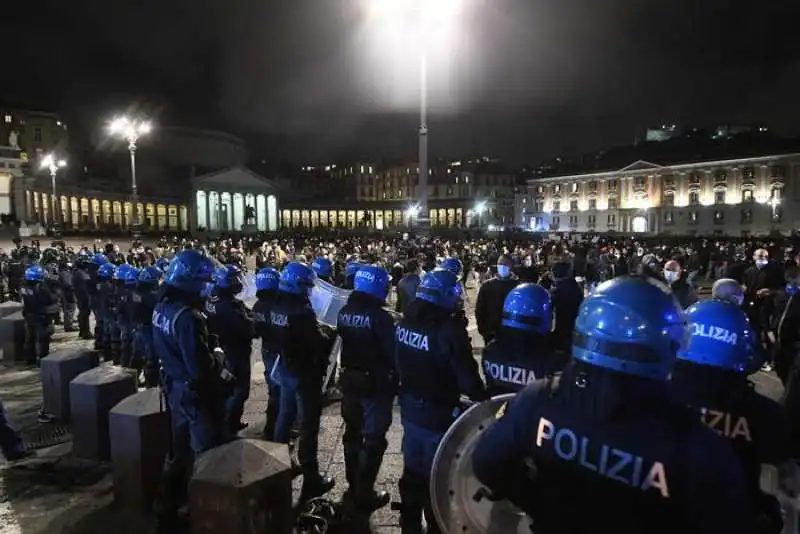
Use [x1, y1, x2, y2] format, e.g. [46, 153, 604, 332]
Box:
[107, 116, 152, 239]
[405, 203, 421, 228]
[40, 154, 66, 236]
[366, 0, 464, 234]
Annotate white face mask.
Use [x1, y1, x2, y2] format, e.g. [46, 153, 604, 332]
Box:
[663, 270, 679, 283]
[755, 259, 768, 268]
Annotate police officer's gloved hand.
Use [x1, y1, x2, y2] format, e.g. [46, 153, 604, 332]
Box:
[212, 348, 236, 383]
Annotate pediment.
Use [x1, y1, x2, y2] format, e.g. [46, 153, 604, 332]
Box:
[619, 160, 662, 173]
[192, 167, 277, 192]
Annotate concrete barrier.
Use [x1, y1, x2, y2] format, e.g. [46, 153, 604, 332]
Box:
[0, 301, 23, 320]
[70, 366, 137, 460]
[41, 349, 100, 422]
[0, 311, 27, 363]
[109, 388, 169, 512]
[189, 439, 293, 534]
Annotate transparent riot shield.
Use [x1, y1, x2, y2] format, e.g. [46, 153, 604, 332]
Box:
[429, 394, 531, 534]
[310, 279, 351, 328]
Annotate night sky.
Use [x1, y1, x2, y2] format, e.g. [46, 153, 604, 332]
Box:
[6, 0, 800, 164]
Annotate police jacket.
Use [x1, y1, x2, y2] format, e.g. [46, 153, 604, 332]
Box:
[71, 268, 91, 306]
[337, 291, 396, 394]
[116, 285, 134, 325]
[152, 291, 226, 402]
[268, 292, 328, 378]
[97, 280, 117, 317]
[395, 299, 486, 431]
[475, 275, 519, 342]
[481, 327, 568, 396]
[395, 273, 421, 314]
[58, 268, 76, 303]
[86, 266, 100, 298]
[21, 281, 57, 324]
[472, 364, 755, 534]
[550, 277, 584, 349]
[671, 361, 791, 507]
[205, 288, 255, 367]
[131, 286, 160, 326]
[252, 290, 279, 357]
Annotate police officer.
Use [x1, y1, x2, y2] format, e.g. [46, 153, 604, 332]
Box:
[312, 257, 333, 283]
[131, 266, 163, 387]
[712, 278, 745, 306]
[482, 283, 568, 396]
[439, 258, 469, 331]
[119, 267, 140, 367]
[57, 257, 76, 332]
[672, 300, 792, 533]
[471, 276, 755, 534]
[152, 250, 232, 533]
[270, 262, 335, 501]
[92, 257, 113, 354]
[72, 251, 94, 339]
[395, 268, 486, 534]
[337, 264, 396, 512]
[343, 260, 363, 290]
[21, 265, 57, 365]
[251, 267, 281, 440]
[106, 264, 133, 364]
[396, 260, 422, 315]
[205, 264, 255, 434]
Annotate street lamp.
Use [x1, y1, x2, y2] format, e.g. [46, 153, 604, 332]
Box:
[367, 0, 463, 234]
[40, 154, 66, 237]
[475, 201, 487, 228]
[405, 203, 421, 229]
[108, 116, 152, 239]
[768, 197, 781, 232]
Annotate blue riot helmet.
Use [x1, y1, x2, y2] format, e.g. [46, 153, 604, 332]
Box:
[679, 300, 757, 373]
[572, 276, 686, 380]
[212, 264, 244, 294]
[440, 257, 463, 277]
[124, 267, 141, 286]
[97, 263, 116, 280]
[279, 262, 316, 295]
[165, 249, 216, 295]
[501, 283, 552, 335]
[354, 264, 391, 302]
[312, 257, 333, 279]
[200, 282, 214, 299]
[415, 268, 462, 310]
[156, 257, 170, 272]
[114, 263, 134, 282]
[345, 261, 363, 279]
[255, 267, 280, 292]
[24, 265, 45, 282]
[138, 266, 163, 285]
[91, 253, 108, 266]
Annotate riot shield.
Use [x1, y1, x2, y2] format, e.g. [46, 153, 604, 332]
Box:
[430, 394, 531, 534]
[310, 279, 352, 328]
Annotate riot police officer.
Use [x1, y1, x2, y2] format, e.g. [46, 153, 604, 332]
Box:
[106, 264, 133, 364]
[482, 283, 568, 396]
[119, 267, 140, 367]
[471, 276, 755, 534]
[21, 265, 57, 365]
[712, 278, 745, 306]
[251, 267, 281, 439]
[152, 250, 232, 533]
[205, 264, 255, 434]
[439, 258, 469, 331]
[72, 251, 94, 339]
[58, 256, 76, 332]
[395, 268, 486, 534]
[270, 262, 335, 501]
[672, 299, 792, 533]
[337, 264, 396, 512]
[312, 257, 333, 283]
[131, 266, 163, 387]
[88, 253, 108, 349]
[343, 260, 363, 290]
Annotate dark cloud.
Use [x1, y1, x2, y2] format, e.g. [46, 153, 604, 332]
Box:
[5, 0, 800, 163]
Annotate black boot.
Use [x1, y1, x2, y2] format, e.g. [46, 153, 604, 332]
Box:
[355, 445, 389, 511]
[299, 474, 335, 503]
[399, 473, 426, 534]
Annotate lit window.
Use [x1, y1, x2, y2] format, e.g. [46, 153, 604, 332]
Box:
[3, 114, 10, 124]
[34, 127, 42, 142]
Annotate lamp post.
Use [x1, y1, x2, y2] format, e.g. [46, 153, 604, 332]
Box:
[769, 197, 781, 233]
[405, 203, 421, 230]
[368, 0, 462, 234]
[40, 154, 66, 237]
[108, 116, 152, 240]
[475, 201, 487, 229]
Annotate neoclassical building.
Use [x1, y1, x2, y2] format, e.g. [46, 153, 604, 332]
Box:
[192, 168, 280, 232]
[515, 153, 800, 235]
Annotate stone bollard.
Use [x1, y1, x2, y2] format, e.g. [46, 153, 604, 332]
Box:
[109, 388, 170, 512]
[189, 439, 293, 534]
[0, 301, 23, 320]
[41, 349, 100, 422]
[0, 311, 27, 363]
[70, 366, 137, 461]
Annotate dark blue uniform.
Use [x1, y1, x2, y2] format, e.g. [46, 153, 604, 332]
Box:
[472, 367, 754, 534]
[117, 284, 135, 367]
[58, 263, 76, 331]
[131, 284, 161, 385]
[205, 288, 255, 434]
[21, 280, 56, 364]
[72, 264, 92, 338]
[252, 289, 280, 439]
[337, 291, 396, 505]
[481, 327, 568, 396]
[395, 298, 485, 534]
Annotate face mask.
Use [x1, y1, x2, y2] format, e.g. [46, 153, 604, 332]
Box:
[755, 259, 768, 268]
[497, 265, 511, 278]
[787, 285, 799, 297]
[663, 270, 679, 283]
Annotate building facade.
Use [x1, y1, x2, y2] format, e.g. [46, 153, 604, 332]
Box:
[516, 154, 800, 235]
[0, 108, 69, 158]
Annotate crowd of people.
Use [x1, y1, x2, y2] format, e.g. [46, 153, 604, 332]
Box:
[1, 231, 800, 534]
